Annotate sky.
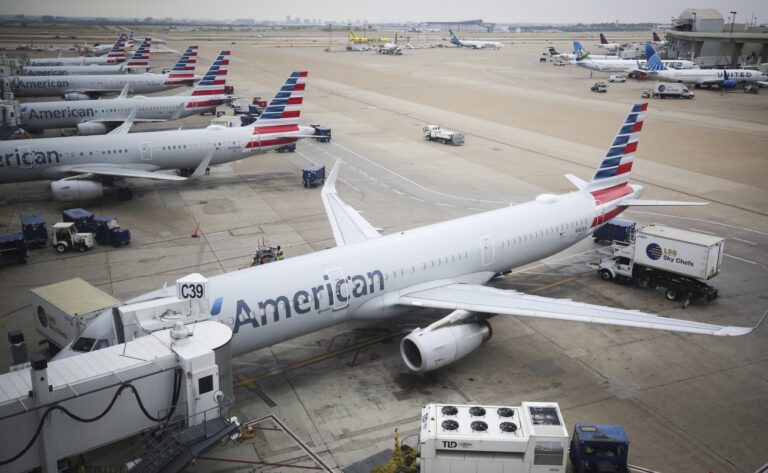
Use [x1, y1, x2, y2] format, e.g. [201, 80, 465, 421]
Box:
[2, 0, 767, 24]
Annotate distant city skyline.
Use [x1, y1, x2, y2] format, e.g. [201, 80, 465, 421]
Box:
[2, 0, 767, 24]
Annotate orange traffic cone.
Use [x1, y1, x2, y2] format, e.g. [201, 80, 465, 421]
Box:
[191, 224, 201, 238]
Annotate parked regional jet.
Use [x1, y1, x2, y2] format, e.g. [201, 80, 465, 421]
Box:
[0, 71, 313, 201]
[29, 34, 127, 66]
[651, 32, 667, 46]
[378, 34, 402, 55]
[449, 30, 502, 49]
[21, 38, 152, 76]
[10, 47, 199, 99]
[575, 45, 696, 74]
[644, 44, 767, 87]
[55, 104, 758, 373]
[19, 49, 226, 135]
[596, 33, 620, 52]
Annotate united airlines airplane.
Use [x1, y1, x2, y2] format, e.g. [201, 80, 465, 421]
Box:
[22, 38, 153, 76]
[575, 44, 697, 73]
[644, 44, 768, 87]
[19, 47, 212, 135]
[56, 104, 759, 372]
[0, 71, 313, 201]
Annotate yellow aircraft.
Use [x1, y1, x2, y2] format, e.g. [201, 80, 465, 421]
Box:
[348, 31, 390, 43]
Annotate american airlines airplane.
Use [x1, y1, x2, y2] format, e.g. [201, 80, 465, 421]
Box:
[10, 49, 199, 100]
[21, 38, 152, 76]
[0, 71, 313, 201]
[29, 34, 127, 66]
[56, 104, 758, 371]
[449, 30, 502, 50]
[644, 44, 768, 87]
[18, 49, 225, 135]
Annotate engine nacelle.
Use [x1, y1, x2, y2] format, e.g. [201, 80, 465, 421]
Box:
[64, 93, 91, 101]
[77, 121, 108, 135]
[400, 321, 492, 373]
[722, 80, 737, 89]
[50, 180, 103, 201]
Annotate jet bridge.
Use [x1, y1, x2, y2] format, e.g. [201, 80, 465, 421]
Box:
[0, 275, 236, 473]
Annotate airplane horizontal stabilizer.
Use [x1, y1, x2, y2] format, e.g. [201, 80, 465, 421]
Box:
[565, 173, 587, 190]
[66, 165, 187, 181]
[398, 283, 755, 336]
[321, 160, 381, 246]
[619, 199, 708, 206]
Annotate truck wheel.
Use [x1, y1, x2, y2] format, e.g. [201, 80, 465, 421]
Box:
[55, 243, 66, 253]
[78, 245, 87, 253]
[665, 289, 678, 301]
[600, 269, 614, 281]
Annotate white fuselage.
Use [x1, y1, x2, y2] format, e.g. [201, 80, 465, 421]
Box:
[0, 123, 309, 184]
[19, 94, 222, 131]
[28, 56, 123, 66]
[10, 73, 196, 98]
[22, 64, 131, 76]
[456, 39, 502, 50]
[132, 187, 640, 356]
[577, 58, 697, 73]
[653, 68, 767, 85]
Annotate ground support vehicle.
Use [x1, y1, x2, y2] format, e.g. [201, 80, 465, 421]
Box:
[591, 82, 608, 93]
[597, 224, 724, 306]
[303, 164, 326, 188]
[62, 208, 95, 233]
[276, 143, 296, 153]
[52, 222, 95, 253]
[650, 83, 694, 99]
[94, 216, 131, 246]
[423, 124, 464, 145]
[311, 124, 332, 143]
[0, 233, 28, 264]
[20, 213, 48, 248]
[593, 219, 635, 244]
[570, 424, 629, 473]
[608, 74, 626, 82]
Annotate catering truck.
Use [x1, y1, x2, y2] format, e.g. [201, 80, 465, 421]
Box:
[597, 224, 724, 305]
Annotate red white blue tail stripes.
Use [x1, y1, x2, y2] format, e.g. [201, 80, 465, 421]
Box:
[126, 38, 151, 67]
[172, 45, 198, 72]
[106, 34, 127, 64]
[186, 50, 229, 109]
[588, 103, 646, 189]
[246, 71, 308, 150]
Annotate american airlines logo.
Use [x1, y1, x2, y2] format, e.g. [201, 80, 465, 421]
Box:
[20, 79, 71, 89]
[1, 149, 60, 168]
[221, 270, 385, 334]
[24, 107, 96, 120]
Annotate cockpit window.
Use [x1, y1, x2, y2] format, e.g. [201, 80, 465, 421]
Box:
[72, 337, 96, 352]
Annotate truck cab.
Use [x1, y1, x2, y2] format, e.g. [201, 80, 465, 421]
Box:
[569, 424, 629, 473]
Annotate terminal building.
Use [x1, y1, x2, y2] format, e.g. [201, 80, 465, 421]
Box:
[666, 8, 768, 67]
[423, 19, 495, 33]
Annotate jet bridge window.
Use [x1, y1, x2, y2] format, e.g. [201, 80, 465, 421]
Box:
[198, 375, 213, 395]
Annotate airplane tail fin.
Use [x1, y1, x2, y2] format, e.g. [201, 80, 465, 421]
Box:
[349, 31, 358, 41]
[171, 45, 198, 72]
[106, 34, 126, 64]
[644, 43, 666, 71]
[585, 103, 647, 191]
[573, 41, 589, 60]
[449, 30, 460, 45]
[652, 32, 661, 42]
[599, 33, 608, 44]
[252, 71, 307, 127]
[188, 50, 229, 103]
[126, 38, 151, 67]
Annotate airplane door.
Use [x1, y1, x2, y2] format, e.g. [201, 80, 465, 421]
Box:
[139, 142, 152, 161]
[326, 267, 350, 314]
[480, 236, 494, 267]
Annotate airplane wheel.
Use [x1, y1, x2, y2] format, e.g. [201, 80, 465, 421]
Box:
[600, 269, 613, 281]
[118, 187, 134, 201]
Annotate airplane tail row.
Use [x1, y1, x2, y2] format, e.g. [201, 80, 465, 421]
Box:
[573, 41, 589, 60]
[106, 34, 127, 63]
[126, 38, 151, 67]
[585, 103, 647, 191]
[244, 71, 309, 150]
[171, 45, 198, 72]
[652, 32, 662, 43]
[186, 50, 229, 108]
[599, 33, 608, 45]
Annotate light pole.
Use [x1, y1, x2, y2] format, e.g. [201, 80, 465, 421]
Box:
[730, 11, 737, 34]
[691, 12, 696, 32]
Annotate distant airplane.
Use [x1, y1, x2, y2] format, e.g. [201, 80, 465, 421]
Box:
[21, 38, 152, 76]
[651, 32, 667, 46]
[0, 71, 314, 201]
[449, 30, 502, 50]
[547, 42, 614, 61]
[55, 104, 757, 371]
[10, 45, 200, 99]
[348, 31, 390, 44]
[644, 43, 767, 87]
[19, 49, 226, 135]
[378, 34, 402, 55]
[596, 33, 620, 52]
[28, 34, 127, 66]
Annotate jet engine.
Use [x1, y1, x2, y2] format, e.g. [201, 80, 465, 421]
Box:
[51, 180, 103, 201]
[64, 93, 92, 101]
[722, 80, 737, 89]
[400, 318, 492, 373]
[77, 122, 108, 136]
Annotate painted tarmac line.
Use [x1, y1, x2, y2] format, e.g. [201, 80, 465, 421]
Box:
[392, 189, 405, 196]
[731, 237, 757, 246]
[725, 254, 757, 265]
[409, 196, 425, 202]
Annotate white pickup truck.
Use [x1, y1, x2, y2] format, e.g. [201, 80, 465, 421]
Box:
[423, 124, 465, 145]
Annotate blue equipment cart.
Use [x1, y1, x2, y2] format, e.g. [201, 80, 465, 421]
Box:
[302, 164, 326, 188]
[569, 424, 629, 473]
[593, 219, 635, 244]
[62, 208, 96, 233]
[20, 213, 48, 248]
[0, 233, 28, 265]
[94, 216, 131, 246]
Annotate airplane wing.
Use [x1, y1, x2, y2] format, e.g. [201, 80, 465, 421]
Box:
[321, 160, 381, 246]
[65, 165, 187, 181]
[107, 108, 137, 135]
[398, 283, 758, 336]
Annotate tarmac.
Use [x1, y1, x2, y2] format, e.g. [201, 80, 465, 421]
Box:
[0, 28, 767, 472]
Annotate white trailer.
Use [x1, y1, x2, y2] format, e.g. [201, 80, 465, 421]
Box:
[423, 124, 465, 145]
[598, 224, 724, 305]
[31, 278, 121, 349]
[650, 83, 694, 99]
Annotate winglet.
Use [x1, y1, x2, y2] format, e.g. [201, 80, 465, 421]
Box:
[323, 159, 341, 196]
[108, 108, 137, 135]
[715, 308, 767, 336]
